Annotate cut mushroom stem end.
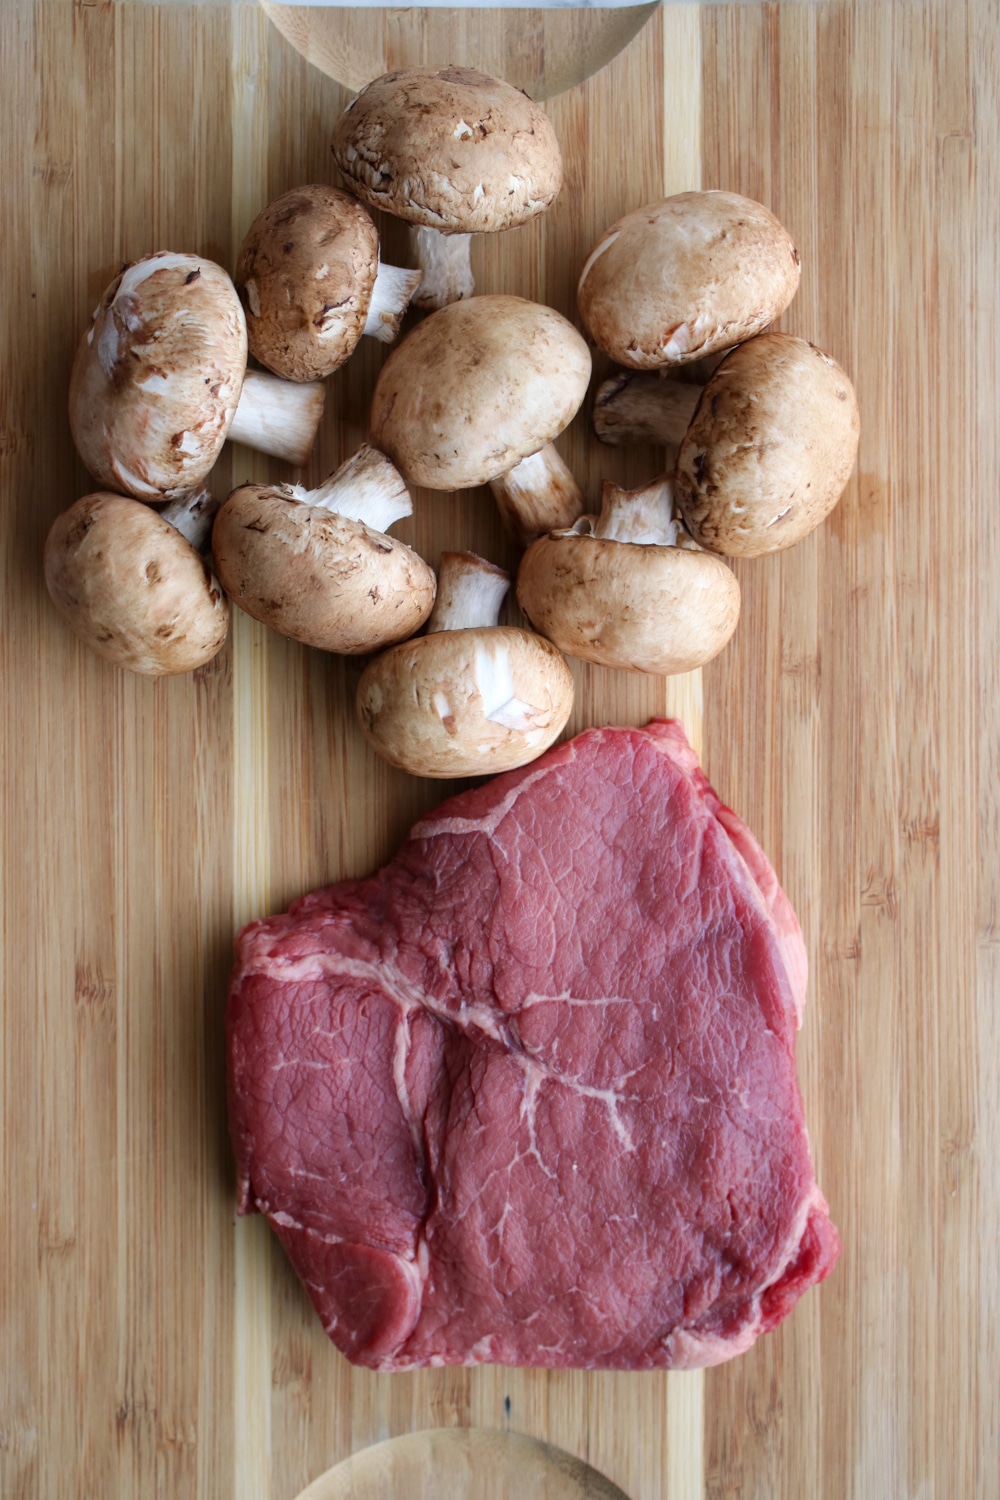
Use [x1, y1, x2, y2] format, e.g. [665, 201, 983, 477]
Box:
[409, 228, 475, 310]
[159, 487, 220, 554]
[363, 262, 424, 343]
[283, 445, 412, 532]
[227, 368, 325, 467]
[426, 552, 510, 633]
[587, 475, 700, 548]
[593, 372, 702, 448]
[489, 444, 585, 547]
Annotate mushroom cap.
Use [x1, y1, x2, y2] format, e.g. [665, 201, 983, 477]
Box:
[370, 295, 591, 491]
[44, 492, 230, 675]
[577, 191, 801, 370]
[212, 485, 435, 654]
[235, 185, 379, 382]
[332, 65, 562, 234]
[356, 625, 574, 777]
[517, 527, 741, 676]
[69, 253, 248, 501]
[675, 332, 861, 557]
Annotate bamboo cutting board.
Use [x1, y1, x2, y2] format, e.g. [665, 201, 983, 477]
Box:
[0, 3, 996, 1498]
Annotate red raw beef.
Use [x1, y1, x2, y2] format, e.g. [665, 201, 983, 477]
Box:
[227, 720, 839, 1370]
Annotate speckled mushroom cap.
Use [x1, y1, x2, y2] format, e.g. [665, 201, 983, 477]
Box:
[235, 185, 378, 382]
[212, 484, 435, 654]
[332, 65, 562, 234]
[675, 332, 861, 557]
[577, 191, 801, 369]
[44, 492, 229, 676]
[69, 252, 247, 501]
[370, 294, 591, 491]
[517, 481, 741, 676]
[357, 625, 574, 777]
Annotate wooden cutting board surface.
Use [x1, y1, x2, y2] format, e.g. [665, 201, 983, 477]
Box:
[0, 3, 996, 1497]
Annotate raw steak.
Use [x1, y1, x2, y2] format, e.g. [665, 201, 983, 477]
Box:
[227, 720, 839, 1370]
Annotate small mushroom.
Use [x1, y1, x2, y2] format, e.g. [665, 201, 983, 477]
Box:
[357, 551, 574, 778]
[370, 295, 590, 543]
[332, 66, 563, 309]
[44, 489, 229, 675]
[212, 445, 435, 653]
[516, 476, 740, 676]
[69, 252, 325, 503]
[578, 191, 801, 369]
[234, 185, 423, 381]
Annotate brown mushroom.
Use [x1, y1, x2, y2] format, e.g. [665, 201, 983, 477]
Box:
[44, 489, 229, 675]
[578, 191, 801, 370]
[592, 334, 860, 557]
[234, 185, 423, 382]
[332, 66, 563, 309]
[212, 445, 435, 653]
[357, 551, 574, 778]
[69, 252, 325, 503]
[674, 333, 861, 556]
[369, 295, 590, 543]
[516, 476, 740, 676]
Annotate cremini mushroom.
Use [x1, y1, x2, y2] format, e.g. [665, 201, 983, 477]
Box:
[578, 191, 801, 370]
[516, 475, 740, 676]
[69, 252, 325, 502]
[357, 550, 574, 777]
[370, 294, 590, 544]
[332, 66, 563, 309]
[674, 333, 860, 556]
[44, 489, 229, 675]
[211, 444, 435, 653]
[593, 333, 860, 558]
[234, 184, 423, 381]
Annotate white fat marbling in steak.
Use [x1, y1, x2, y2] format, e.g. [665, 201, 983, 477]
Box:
[226, 720, 839, 1370]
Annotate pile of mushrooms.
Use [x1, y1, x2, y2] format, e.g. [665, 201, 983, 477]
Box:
[44, 70, 860, 781]
[577, 190, 860, 560]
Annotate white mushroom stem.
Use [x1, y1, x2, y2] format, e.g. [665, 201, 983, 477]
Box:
[426, 552, 510, 634]
[363, 262, 424, 343]
[160, 487, 219, 553]
[228, 368, 325, 466]
[282, 445, 412, 532]
[489, 444, 585, 547]
[409, 228, 475, 310]
[593, 372, 703, 448]
[578, 475, 702, 549]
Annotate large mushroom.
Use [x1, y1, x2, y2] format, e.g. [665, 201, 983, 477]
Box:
[212, 445, 435, 654]
[369, 294, 590, 544]
[44, 489, 229, 675]
[517, 475, 740, 676]
[234, 184, 423, 381]
[332, 66, 563, 309]
[69, 252, 325, 503]
[593, 333, 860, 558]
[578, 191, 801, 369]
[357, 551, 574, 778]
